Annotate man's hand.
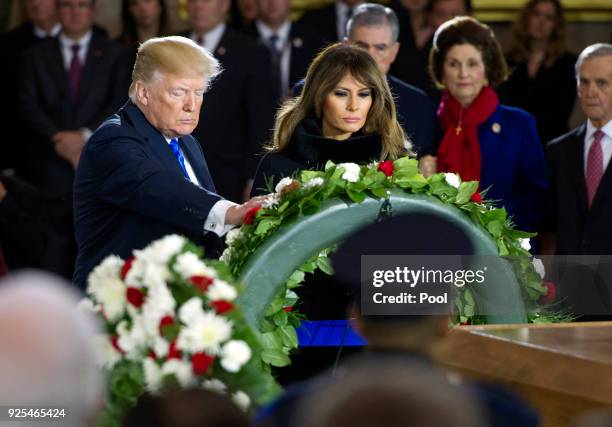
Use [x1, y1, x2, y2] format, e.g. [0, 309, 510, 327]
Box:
[419, 155, 437, 177]
[52, 131, 86, 170]
[224, 195, 268, 225]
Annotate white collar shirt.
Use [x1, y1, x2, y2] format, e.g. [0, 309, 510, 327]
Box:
[58, 30, 92, 71]
[584, 119, 612, 176]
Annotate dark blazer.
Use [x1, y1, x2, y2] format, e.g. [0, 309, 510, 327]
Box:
[242, 21, 322, 94]
[547, 125, 612, 254]
[19, 31, 130, 196]
[388, 75, 440, 157]
[294, 3, 338, 48]
[73, 101, 223, 289]
[180, 28, 277, 202]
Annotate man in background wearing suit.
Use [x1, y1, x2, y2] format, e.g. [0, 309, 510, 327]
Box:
[547, 43, 612, 316]
[73, 36, 263, 289]
[0, 0, 60, 173]
[295, 0, 364, 47]
[19, 0, 130, 198]
[346, 3, 439, 174]
[183, 0, 277, 202]
[245, 0, 321, 100]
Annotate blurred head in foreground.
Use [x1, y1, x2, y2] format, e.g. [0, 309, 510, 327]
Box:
[0, 271, 102, 426]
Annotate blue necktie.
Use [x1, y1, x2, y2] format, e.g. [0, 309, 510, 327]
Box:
[168, 138, 190, 181]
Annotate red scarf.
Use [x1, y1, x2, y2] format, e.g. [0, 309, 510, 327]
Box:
[436, 86, 499, 183]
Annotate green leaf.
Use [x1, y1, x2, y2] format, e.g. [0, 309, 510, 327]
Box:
[272, 310, 288, 327]
[261, 349, 291, 367]
[324, 160, 336, 171]
[260, 331, 283, 350]
[316, 256, 334, 275]
[160, 323, 180, 342]
[278, 325, 299, 348]
[456, 181, 479, 205]
[393, 157, 419, 176]
[497, 239, 509, 256]
[286, 270, 306, 288]
[255, 218, 281, 235]
[346, 189, 366, 203]
[486, 220, 504, 238]
[299, 198, 321, 215]
[277, 201, 290, 214]
[370, 187, 389, 198]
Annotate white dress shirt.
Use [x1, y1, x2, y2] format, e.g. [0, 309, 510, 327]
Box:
[33, 23, 61, 38]
[191, 23, 226, 54]
[583, 119, 612, 176]
[256, 20, 291, 97]
[164, 137, 236, 237]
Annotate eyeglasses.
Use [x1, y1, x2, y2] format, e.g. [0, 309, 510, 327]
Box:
[58, 1, 92, 10]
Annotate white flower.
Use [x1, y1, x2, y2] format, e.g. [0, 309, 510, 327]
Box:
[286, 289, 298, 299]
[224, 228, 244, 246]
[178, 297, 206, 325]
[232, 391, 251, 410]
[117, 318, 148, 360]
[86, 255, 126, 322]
[262, 193, 280, 209]
[142, 262, 171, 289]
[275, 177, 295, 193]
[220, 340, 252, 372]
[143, 358, 163, 393]
[220, 248, 232, 265]
[532, 258, 545, 279]
[202, 379, 227, 394]
[136, 234, 185, 265]
[207, 279, 238, 302]
[174, 252, 217, 280]
[93, 334, 122, 369]
[303, 177, 324, 190]
[338, 163, 361, 183]
[77, 298, 99, 315]
[152, 337, 169, 359]
[444, 173, 461, 189]
[162, 359, 195, 387]
[177, 310, 233, 354]
[519, 238, 531, 251]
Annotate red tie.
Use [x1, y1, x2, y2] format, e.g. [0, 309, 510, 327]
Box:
[586, 129, 605, 207]
[69, 44, 81, 101]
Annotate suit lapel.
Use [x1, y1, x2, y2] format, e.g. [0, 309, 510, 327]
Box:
[178, 137, 208, 188]
[569, 125, 588, 211]
[48, 39, 70, 98]
[77, 33, 104, 107]
[124, 102, 188, 178]
[591, 129, 612, 210]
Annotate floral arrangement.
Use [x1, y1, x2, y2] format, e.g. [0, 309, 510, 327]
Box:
[80, 235, 279, 426]
[222, 158, 558, 326]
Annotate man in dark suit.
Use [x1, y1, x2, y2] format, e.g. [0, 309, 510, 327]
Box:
[295, 0, 364, 48]
[547, 43, 612, 315]
[181, 0, 277, 203]
[346, 3, 440, 173]
[73, 36, 264, 289]
[0, 0, 60, 173]
[19, 0, 130, 198]
[244, 0, 321, 99]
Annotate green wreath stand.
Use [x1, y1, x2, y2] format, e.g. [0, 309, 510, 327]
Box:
[236, 189, 528, 329]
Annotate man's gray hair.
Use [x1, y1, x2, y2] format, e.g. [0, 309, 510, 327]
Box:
[347, 3, 400, 43]
[575, 43, 612, 79]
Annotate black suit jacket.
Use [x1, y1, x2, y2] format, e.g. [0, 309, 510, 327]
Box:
[547, 125, 612, 254]
[294, 3, 338, 48]
[243, 21, 322, 94]
[19, 31, 131, 196]
[73, 101, 223, 288]
[180, 28, 277, 202]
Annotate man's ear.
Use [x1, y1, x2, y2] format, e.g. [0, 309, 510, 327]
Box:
[389, 41, 400, 64]
[135, 81, 149, 106]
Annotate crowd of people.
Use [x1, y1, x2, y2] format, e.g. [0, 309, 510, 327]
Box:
[0, 0, 610, 283]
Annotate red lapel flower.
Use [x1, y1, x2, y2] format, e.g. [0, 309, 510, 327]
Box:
[377, 160, 394, 177]
[192, 352, 215, 375]
[244, 206, 261, 225]
[190, 275, 214, 292]
[126, 287, 145, 308]
[211, 300, 234, 314]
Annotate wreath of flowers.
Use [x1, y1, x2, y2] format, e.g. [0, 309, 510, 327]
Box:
[222, 157, 560, 332]
[80, 235, 279, 427]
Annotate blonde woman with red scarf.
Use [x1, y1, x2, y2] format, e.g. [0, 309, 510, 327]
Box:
[429, 16, 550, 234]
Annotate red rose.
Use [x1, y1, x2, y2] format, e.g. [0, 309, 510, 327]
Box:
[167, 340, 183, 360]
[110, 336, 124, 354]
[283, 306, 293, 312]
[192, 352, 215, 375]
[377, 160, 394, 177]
[158, 315, 174, 335]
[190, 275, 214, 292]
[244, 206, 261, 225]
[539, 281, 556, 305]
[211, 300, 234, 314]
[148, 349, 157, 360]
[471, 192, 483, 204]
[120, 256, 135, 280]
[126, 287, 145, 308]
